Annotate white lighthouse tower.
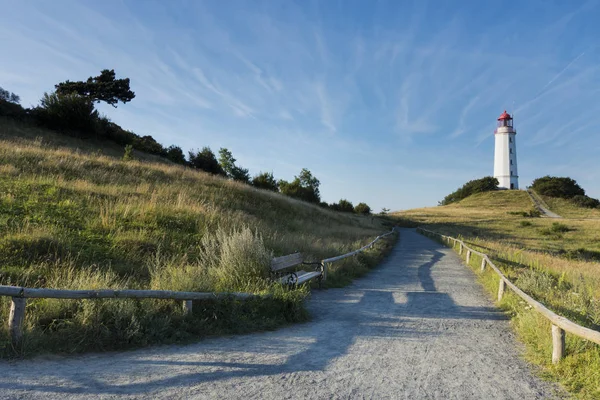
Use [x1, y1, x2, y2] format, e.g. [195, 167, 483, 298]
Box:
[494, 110, 518, 189]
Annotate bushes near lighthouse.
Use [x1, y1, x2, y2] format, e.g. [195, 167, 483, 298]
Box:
[439, 176, 499, 206]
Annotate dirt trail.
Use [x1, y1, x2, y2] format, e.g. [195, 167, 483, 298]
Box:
[527, 189, 562, 218]
[0, 229, 564, 399]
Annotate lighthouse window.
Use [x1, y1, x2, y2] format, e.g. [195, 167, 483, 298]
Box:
[510, 160, 513, 165]
[509, 137, 512, 143]
[510, 148, 512, 154]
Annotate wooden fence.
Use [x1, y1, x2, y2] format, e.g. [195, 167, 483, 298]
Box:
[321, 229, 396, 281]
[417, 227, 600, 364]
[2, 229, 397, 345]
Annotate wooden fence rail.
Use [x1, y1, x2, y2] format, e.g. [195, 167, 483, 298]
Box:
[2, 229, 396, 346]
[321, 229, 396, 281]
[417, 227, 600, 364]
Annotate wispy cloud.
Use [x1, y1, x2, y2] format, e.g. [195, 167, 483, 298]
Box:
[1, 0, 600, 210]
[315, 82, 336, 132]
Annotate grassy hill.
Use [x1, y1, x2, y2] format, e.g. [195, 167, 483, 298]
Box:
[538, 194, 600, 219]
[396, 190, 600, 399]
[0, 118, 395, 356]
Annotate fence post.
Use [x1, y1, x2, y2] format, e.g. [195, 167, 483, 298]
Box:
[182, 300, 193, 314]
[322, 262, 328, 282]
[459, 243, 463, 255]
[9, 297, 26, 344]
[466, 250, 471, 264]
[552, 324, 565, 364]
[497, 278, 506, 302]
[480, 258, 486, 272]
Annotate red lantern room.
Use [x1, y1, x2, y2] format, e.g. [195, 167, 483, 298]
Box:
[497, 110, 513, 128]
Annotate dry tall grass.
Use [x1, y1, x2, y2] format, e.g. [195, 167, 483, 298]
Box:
[0, 120, 394, 356]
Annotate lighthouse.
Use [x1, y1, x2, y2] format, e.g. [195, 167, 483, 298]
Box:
[494, 110, 518, 190]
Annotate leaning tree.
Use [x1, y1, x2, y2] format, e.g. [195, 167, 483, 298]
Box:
[55, 69, 135, 108]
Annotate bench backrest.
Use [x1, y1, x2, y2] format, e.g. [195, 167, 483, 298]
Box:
[271, 253, 303, 272]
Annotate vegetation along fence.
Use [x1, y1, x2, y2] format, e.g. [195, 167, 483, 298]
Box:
[1, 229, 396, 345]
[417, 227, 600, 364]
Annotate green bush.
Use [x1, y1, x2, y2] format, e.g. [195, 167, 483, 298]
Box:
[279, 168, 321, 204]
[0, 100, 26, 120]
[440, 176, 499, 205]
[122, 145, 134, 161]
[550, 222, 571, 233]
[252, 172, 279, 192]
[188, 147, 226, 175]
[164, 145, 186, 165]
[330, 199, 354, 213]
[571, 195, 600, 209]
[35, 92, 98, 135]
[354, 202, 371, 215]
[531, 176, 585, 199]
[519, 221, 532, 227]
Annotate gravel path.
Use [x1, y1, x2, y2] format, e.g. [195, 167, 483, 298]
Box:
[0, 229, 564, 399]
[527, 189, 562, 218]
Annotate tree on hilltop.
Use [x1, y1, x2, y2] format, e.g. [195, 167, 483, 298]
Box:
[440, 176, 499, 205]
[279, 168, 321, 204]
[55, 69, 135, 108]
[531, 176, 585, 199]
[188, 147, 225, 175]
[0, 86, 20, 104]
[252, 172, 279, 192]
[218, 148, 250, 183]
[354, 202, 371, 215]
[331, 199, 354, 212]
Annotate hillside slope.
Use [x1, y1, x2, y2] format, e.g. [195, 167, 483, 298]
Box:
[397, 190, 600, 258]
[0, 120, 393, 356]
[395, 190, 600, 399]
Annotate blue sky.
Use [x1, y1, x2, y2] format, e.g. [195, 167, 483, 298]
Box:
[1, 0, 599, 211]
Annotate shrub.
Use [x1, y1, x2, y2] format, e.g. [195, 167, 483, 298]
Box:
[0, 86, 20, 104]
[0, 87, 25, 119]
[571, 195, 600, 209]
[527, 209, 542, 218]
[0, 99, 26, 119]
[330, 199, 354, 213]
[35, 92, 98, 135]
[440, 176, 499, 205]
[123, 145, 134, 161]
[519, 221, 532, 227]
[252, 172, 278, 192]
[218, 148, 250, 183]
[188, 147, 226, 176]
[279, 168, 321, 204]
[550, 222, 571, 233]
[354, 202, 371, 215]
[539, 222, 571, 237]
[509, 209, 542, 218]
[134, 135, 165, 156]
[164, 145, 186, 165]
[531, 176, 585, 199]
[194, 227, 272, 292]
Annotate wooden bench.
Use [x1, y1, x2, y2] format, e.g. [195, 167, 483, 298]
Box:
[270, 253, 323, 286]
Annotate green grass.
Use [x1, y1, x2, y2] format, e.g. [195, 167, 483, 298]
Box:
[0, 118, 396, 357]
[398, 191, 600, 399]
[540, 195, 600, 219]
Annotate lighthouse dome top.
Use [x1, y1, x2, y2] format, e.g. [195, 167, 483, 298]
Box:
[498, 110, 512, 121]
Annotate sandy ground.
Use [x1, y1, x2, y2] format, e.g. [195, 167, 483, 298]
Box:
[0, 228, 565, 399]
